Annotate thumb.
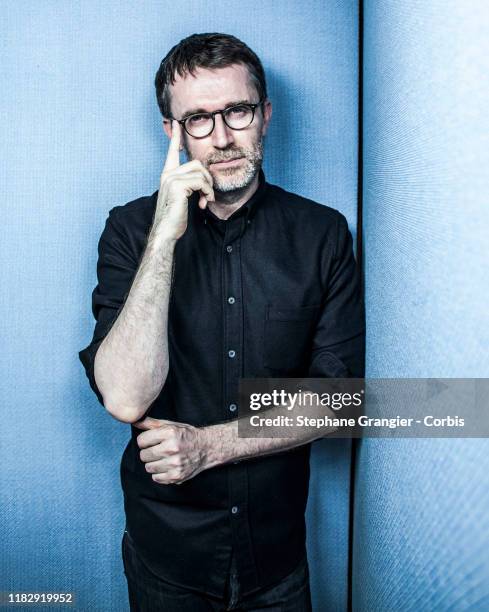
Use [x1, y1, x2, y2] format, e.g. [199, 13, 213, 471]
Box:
[132, 416, 167, 430]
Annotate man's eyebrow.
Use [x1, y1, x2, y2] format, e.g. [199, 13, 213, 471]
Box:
[180, 99, 255, 118]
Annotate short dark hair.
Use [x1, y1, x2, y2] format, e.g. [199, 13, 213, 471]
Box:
[154, 33, 267, 118]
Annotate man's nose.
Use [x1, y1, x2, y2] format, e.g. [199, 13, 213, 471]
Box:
[211, 112, 235, 149]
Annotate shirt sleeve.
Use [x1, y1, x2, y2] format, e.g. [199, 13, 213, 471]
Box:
[307, 213, 365, 378]
[78, 208, 139, 406]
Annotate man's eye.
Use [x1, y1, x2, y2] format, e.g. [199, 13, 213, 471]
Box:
[187, 114, 209, 125]
[227, 105, 249, 117]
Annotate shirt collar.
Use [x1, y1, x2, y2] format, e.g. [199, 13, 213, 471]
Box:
[196, 168, 267, 225]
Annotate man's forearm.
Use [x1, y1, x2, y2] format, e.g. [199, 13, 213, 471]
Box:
[94, 229, 177, 423]
[200, 397, 338, 469]
[201, 420, 319, 468]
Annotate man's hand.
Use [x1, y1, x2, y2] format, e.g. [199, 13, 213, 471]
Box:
[133, 416, 211, 485]
[132, 393, 337, 485]
[153, 120, 215, 241]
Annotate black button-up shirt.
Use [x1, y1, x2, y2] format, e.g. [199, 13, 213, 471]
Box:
[79, 169, 365, 597]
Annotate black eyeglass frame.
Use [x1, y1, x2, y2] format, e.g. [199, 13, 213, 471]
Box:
[168, 98, 265, 139]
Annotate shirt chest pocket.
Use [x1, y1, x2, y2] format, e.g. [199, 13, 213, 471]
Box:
[264, 305, 321, 373]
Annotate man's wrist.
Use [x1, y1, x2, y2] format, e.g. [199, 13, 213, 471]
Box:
[198, 422, 235, 470]
[147, 228, 178, 253]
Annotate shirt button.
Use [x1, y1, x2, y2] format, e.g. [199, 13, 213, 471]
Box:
[228, 296, 235, 304]
[229, 403, 237, 412]
[226, 245, 233, 253]
[231, 506, 239, 514]
[228, 350, 236, 358]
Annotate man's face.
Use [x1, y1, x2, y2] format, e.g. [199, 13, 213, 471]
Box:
[164, 63, 272, 194]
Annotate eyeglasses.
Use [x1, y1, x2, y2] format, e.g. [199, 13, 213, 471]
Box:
[169, 99, 264, 139]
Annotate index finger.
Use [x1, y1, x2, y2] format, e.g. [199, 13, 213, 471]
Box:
[137, 425, 175, 449]
[162, 119, 181, 173]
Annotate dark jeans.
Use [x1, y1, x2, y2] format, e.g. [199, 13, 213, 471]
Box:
[121, 530, 312, 611]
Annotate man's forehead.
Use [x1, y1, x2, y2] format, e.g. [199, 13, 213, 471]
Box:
[169, 63, 257, 116]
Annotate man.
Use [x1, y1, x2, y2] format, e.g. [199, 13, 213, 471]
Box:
[79, 32, 364, 611]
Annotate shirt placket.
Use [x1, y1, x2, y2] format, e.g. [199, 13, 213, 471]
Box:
[222, 213, 259, 592]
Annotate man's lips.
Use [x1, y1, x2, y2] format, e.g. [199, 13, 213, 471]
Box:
[210, 157, 244, 167]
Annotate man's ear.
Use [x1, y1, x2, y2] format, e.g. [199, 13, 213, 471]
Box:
[162, 119, 172, 140]
[261, 99, 272, 137]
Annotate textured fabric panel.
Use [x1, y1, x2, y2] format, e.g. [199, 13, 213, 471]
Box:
[354, 439, 489, 611]
[362, 1, 488, 379]
[0, 2, 359, 610]
[307, 439, 353, 609]
[355, 2, 489, 610]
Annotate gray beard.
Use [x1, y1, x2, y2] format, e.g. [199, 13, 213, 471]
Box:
[185, 141, 263, 198]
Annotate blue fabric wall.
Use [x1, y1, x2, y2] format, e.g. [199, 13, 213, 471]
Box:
[0, 2, 358, 610]
[353, 2, 489, 610]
